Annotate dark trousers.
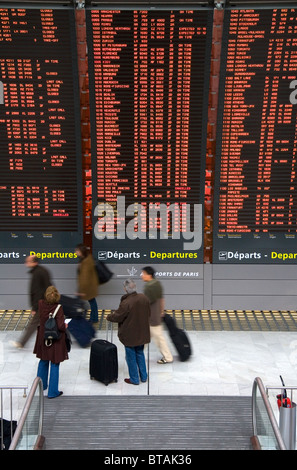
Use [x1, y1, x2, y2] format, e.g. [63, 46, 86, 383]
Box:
[89, 298, 98, 323]
[19, 312, 40, 346]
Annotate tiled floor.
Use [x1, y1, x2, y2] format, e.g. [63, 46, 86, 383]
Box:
[1, 327, 297, 422]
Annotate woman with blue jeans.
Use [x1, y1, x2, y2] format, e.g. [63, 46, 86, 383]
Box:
[33, 286, 68, 398]
[107, 279, 150, 385]
[37, 361, 61, 398]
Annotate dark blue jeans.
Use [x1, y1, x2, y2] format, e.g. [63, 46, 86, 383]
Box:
[125, 345, 147, 384]
[37, 360, 60, 398]
[89, 297, 98, 323]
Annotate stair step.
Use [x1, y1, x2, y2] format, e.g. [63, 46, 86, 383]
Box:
[43, 396, 252, 450]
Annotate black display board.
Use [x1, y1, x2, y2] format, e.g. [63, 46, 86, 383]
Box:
[0, 8, 83, 263]
[87, 9, 212, 263]
[213, 8, 297, 264]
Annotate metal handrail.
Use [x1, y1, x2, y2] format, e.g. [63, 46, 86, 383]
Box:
[9, 377, 44, 450]
[265, 385, 297, 402]
[252, 377, 286, 450]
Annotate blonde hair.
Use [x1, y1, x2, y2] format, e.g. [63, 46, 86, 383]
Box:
[45, 285, 60, 304]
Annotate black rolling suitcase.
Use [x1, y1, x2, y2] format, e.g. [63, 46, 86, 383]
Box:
[89, 322, 118, 385]
[60, 295, 87, 319]
[1, 418, 17, 450]
[163, 313, 192, 362]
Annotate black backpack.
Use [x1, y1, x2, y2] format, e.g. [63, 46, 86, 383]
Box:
[95, 261, 113, 284]
[44, 304, 61, 347]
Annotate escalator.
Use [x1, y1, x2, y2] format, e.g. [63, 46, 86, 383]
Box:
[42, 395, 253, 450]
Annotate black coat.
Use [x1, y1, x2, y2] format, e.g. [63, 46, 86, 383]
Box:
[29, 265, 51, 311]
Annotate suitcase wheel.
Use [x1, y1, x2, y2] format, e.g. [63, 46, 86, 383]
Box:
[103, 379, 117, 386]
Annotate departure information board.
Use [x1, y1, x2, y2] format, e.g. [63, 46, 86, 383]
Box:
[87, 9, 212, 263]
[0, 9, 83, 263]
[213, 8, 297, 264]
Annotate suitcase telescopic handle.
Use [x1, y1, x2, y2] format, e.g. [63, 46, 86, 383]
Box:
[106, 318, 113, 342]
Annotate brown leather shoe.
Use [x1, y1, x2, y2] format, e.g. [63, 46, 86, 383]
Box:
[124, 378, 139, 385]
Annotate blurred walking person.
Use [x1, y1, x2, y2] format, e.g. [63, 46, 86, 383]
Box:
[75, 243, 99, 325]
[142, 266, 173, 364]
[12, 255, 51, 348]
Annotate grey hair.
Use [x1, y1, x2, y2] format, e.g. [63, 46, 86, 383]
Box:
[123, 278, 137, 294]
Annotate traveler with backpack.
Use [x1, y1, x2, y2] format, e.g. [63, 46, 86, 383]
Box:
[33, 285, 68, 398]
